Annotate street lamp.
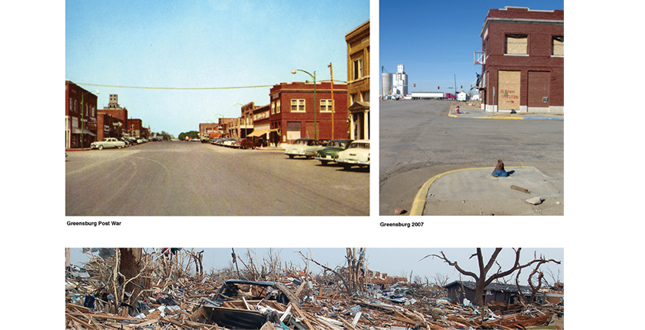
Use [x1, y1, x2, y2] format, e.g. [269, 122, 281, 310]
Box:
[291, 68, 317, 140]
[80, 89, 99, 148]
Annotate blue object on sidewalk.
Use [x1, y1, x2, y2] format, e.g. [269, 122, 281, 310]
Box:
[492, 169, 515, 177]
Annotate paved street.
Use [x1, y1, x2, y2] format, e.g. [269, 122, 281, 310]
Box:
[66, 142, 368, 216]
[379, 100, 564, 215]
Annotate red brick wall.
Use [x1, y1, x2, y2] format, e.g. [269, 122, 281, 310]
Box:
[481, 8, 564, 109]
[270, 82, 349, 142]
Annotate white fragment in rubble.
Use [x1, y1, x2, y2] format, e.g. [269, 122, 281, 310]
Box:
[526, 197, 544, 205]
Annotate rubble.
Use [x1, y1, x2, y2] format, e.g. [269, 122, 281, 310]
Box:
[66, 249, 564, 330]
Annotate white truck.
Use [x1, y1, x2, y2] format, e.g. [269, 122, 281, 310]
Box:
[457, 92, 468, 102]
[90, 137, 126, 150]
[410, 92, 445, 100]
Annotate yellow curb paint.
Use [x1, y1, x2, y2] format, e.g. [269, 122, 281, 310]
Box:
[473, 116, 524, 120]
[409, 166, 529, 216]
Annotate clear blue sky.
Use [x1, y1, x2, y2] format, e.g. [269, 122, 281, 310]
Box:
[379, 0, 564, 95]
[66, 0, 369, 136]
[70, 247, 564, 284]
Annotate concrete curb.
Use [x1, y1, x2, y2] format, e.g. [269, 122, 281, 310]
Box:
[448, 106, 564, 121]
[409, 166, 529, 216]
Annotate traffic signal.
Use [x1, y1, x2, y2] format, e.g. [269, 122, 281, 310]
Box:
[438, 86, 440, 89]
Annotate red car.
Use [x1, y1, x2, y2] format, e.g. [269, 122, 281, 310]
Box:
[238, 138, 258, 149]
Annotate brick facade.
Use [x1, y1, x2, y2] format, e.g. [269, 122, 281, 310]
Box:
[96, 113, 125, 141]
[269, 81, 348, 145]
[479, 7, 564, 113]
[65, 80, 98, 148]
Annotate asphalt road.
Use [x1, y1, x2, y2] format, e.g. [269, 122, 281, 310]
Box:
[379, 100, 564, 215]
[66, 142, 369, 216]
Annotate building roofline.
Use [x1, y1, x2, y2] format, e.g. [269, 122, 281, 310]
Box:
[480, 17, 564, 37]
[345, 20, 370, 41]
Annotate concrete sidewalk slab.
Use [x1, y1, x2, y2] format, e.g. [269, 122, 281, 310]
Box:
[448, 105, 564, 121]
[413, 166, 564, 216]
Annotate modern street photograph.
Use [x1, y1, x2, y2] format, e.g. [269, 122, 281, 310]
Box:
[379, 1, 564, 215]
[65, 0, 370, 216]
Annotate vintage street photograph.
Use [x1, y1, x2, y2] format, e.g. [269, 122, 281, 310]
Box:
[65, 247, 564, 329]
[379, 1, 564, 215]
[65, 0, 370, 216]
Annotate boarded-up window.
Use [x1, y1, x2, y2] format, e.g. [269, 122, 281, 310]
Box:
[506, 34, 527, 54]
[553, 36, 564, 56]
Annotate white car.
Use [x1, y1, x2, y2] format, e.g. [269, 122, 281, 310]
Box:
[336, 139, 370, 170]
[284, 139, 324, 159]
[90, 138, 126, 150]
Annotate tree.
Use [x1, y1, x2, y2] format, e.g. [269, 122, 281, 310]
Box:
[422, 248, 560, 306]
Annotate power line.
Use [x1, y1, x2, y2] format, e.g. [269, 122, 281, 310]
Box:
[76, 83, 275, 90]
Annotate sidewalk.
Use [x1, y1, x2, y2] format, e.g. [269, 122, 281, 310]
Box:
[448, 104, 564, 121]
[411, 166, 564, 216]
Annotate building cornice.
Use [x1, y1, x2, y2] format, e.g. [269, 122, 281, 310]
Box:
[481, 17, 564, 37]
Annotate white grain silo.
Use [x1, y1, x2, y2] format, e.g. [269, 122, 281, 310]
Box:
[382, 72, 393, 97]
[393, 64, 408, 95]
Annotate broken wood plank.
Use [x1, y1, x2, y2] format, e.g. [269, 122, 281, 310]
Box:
[511, 185, 531, 194]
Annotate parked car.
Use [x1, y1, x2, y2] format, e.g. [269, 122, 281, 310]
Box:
[335, 139, 370, 170]
[314, 139, 353, 165]
[284, 138, 324, 159]
[120, 138, 131, 147]
[222, 138, 239, 147]
[238, 138, 258, 149]
[90, 138, 126, 150]
[214, 138, 233, 146]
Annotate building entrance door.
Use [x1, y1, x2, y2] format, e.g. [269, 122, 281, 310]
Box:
[286, 121, 301, 142]
[528, 71, 550, 112]
[498, 70, 521, 111]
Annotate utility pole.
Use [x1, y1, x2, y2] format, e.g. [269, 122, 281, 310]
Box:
[328, 63, 334, 140]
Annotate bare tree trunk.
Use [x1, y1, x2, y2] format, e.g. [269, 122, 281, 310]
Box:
[119, 248, 142, 309]
[422, 248, 560, 306]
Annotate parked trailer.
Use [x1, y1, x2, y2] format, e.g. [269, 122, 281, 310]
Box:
[410, 92, 445, 100]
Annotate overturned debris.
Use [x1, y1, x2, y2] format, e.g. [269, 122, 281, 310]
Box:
[66, 249, 564, 330]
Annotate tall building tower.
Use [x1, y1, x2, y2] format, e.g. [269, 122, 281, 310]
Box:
[393, 64, 408, 95]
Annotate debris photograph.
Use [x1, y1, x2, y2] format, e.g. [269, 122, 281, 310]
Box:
[65, 248, 564, 330]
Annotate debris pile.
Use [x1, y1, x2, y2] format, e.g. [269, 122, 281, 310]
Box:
[65, 249, 563, 329]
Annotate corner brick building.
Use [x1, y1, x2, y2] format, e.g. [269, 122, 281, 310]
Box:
[269, 81, 348, 145]
[477, 7, 564, 114]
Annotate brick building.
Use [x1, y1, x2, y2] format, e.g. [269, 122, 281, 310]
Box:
[231, 102, 256, 138]
[268, 81, 348, 146]
[128, 118, 145, 138]
[65, 80, 98, 148]
[476, 7, 564, 113]
[96, 113, 125, 141]
[247, 104, 271, 145]
[346, 20, 370, 140]
[98, 94, 132, 136]
[199, 122, 221, 138]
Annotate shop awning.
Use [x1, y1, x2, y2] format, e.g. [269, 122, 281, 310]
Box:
[70, 127, 96, 136]
[247, 129, 270, 137]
